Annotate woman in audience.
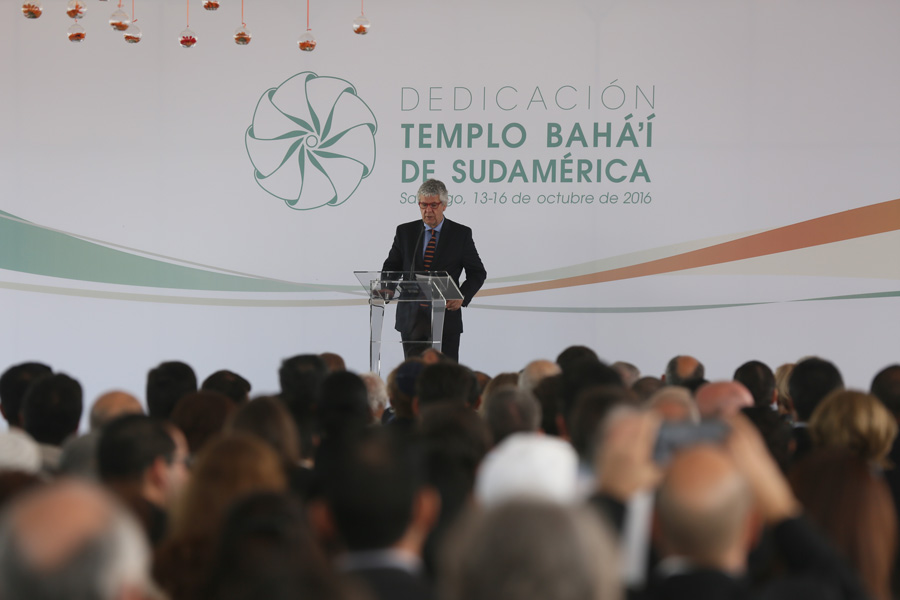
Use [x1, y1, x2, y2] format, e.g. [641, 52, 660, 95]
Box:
[808, 389, 897, 467]
[790, 449, 896, 600]
[153, 433, 288, 600]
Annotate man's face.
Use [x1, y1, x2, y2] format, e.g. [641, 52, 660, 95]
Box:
[418, 194, 446, 228]
[163, 427, 191, 507]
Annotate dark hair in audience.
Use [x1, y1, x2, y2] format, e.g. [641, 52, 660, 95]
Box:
[202, 370, 251, 405]
[97, 414, 176, 482]
[279, 354, 327, 456]
[789, 357, 844, 422]
[741, 406, 792, 473]
[0, 362, 52, 428]
[532, 375, 563, 436]
[319, 352, 346, 373]
[555, 345, 600, 373]
[484, 387, 541, 446]
[147, 361, 198, 419]
[733, 360, 776, 408]
[871, 364, 900, 417]
[205, 492, 342, 600]
[169, 391, 237, 455]
[416, 362, 479, 409]
[480, 372, 519, 405]
[22, 373, 82, 446]
[323, 431, 423, 551]
[569, 385, 632, 462]
[225, 396, 300, 466]
[0, 472, 43, 510]
[632, 376, 664, 402]
[386, 359, 424, 420]
[561, 360, 623, 429]
[789, 449, 896, 600]
[318, 371, 370, 440]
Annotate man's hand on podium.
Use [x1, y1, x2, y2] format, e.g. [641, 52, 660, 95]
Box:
[446, 299, 463, 311]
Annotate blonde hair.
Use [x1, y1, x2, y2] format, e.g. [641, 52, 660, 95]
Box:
[809, 390, 898, 467]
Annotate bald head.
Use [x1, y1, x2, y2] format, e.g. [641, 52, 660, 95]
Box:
[695, 382, 753, 420]
[0, 480, 152, 600]
[655, 446, 752, 567]
[90, 392, 143, 432]
[664, 356, 704, 386]
[518, 360, 562, 394]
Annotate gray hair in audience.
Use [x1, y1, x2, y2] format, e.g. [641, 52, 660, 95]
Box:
[441, 500, 621, 600]
[359, 372, 389, 421]
[484, 387, 542, 445]
[518, 360, 562, 394]
[611, 361, 641, 388]
[645, 386, 700, 423]
[0, 481, 158, 600]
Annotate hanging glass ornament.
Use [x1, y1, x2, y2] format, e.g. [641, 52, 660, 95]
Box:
[109, 9, 130, 30]
[124, 24, 142, 43]
[298, 30, 316, 51]
[67, 22, 86, 41]
[352, 14, 370, 34]
[179, 27, 197, 47]
[233, 25, 251, 45]
[202, 0, 219, 9]
[66, 0, 86, 19]
[22, 1, 43, 19]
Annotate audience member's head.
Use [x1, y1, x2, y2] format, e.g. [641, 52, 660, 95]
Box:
[612, 361, 641, 388]
[475, 433, 579, 506]
[556, 345, 600, 373]
[319, 352, 346, 373]
[790, 449, 896, 600]
[421, 348, 451, 365]
[0, 471, 43, 510]
[22, 373, 83, 447]
[773, 362, 796, 418]
[646, 386, 699, 423]
[733, 360, 776, 409]
[0, 480, 155, 600]
[569, 385, 633, 463]
[663, 355, 705, 387]
[441, 500, 621, 600]
[518, 360, 562, 394]
[98, 414, 188, 509]
[741, 405, 792, 473]
[0, 362, 52, 428]
[278, 354, 327, 415]
[788, 357, 843, 422]
[532, 374, 562, 436]
[480, 372, 519, 410]
[694, 381, 754, 420]
[808, 389, 897, 467]
[169, 391, 237, 455]
[202, 370, 251, 405]
[321, 431, 437, 554]
[225, 396, 301, 466]
[870, 364, 900, 418]
[416, 362, 479, 410]
[483, 386, 541, 446]
[359, 372, 389, 424]
[386, 359, 424, 421]
[631, 376, 664, 402]
[90, 391, 143, 431]
[561, 361, 622, 436]
[654, 445, 752, 569]
[318, 371, 371, 440]
[146, 361, 197, 419]
[205, 492, 342, 600]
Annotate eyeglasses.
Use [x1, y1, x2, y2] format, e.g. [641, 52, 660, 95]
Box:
[418, 202, 442, 209]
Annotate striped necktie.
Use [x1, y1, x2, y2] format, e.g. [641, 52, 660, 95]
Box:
[423, 229, 438, 270]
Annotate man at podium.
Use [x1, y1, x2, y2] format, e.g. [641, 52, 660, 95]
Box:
[382, 179, 487, 361]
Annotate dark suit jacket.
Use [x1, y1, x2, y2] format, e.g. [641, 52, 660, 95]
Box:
[381, 218, 487, 335]
[348, 566, 433, 600]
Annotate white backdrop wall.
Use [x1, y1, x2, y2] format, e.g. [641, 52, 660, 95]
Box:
[2, 0, 899, 426]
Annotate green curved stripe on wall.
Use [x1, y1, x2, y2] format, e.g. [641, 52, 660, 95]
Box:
[0, 211, 353, 293]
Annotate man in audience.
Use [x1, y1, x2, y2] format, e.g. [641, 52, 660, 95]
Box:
[483, 387, 541, 446]
[319, 431, 438, 600]
[201, 370, 251, 405]
[90, 391, 143, 431]
[518, 359, 561, 394]
[416, 362, 479, 411]
[21, 373, 83, 475]
[556, 345, 600, 373]
[662, 355, 704, 387]
[613, 361, 641, 388]
[694, 381, 753, 420]
[0, 362, 52, 429]
[733, 360, 777, 409]
[320, 352, 347, 373]
[788, 357, 843, 461]
[97, 414, 190, 546]
[0, 479, 159, 600]
[146, 361, 197, 420]
[646, 386, 699, 423]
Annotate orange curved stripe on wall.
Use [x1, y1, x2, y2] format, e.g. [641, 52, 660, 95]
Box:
[479, 198, 900, 297]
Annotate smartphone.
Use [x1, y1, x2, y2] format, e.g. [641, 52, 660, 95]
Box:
[653, 420, 730, 465]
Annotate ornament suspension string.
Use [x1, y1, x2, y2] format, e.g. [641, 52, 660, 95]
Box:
[306, 0, 310, 31]
[187, 0, 190, 27]
[361, 0, 364, 16]
[132, 0, 136, 23]
[241, 0, 245, 27]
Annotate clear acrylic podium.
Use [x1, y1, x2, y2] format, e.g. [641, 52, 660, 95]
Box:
[354, 271, 463, 375]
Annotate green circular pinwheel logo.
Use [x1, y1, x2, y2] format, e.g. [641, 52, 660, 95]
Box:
[245, 72, 377, 210]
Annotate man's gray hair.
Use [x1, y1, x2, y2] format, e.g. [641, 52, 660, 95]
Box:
[417, 179, 450, 206]
[441, 500, 621, 600]
[360, 372, 389, 418]
[0, 485, 158, 600]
